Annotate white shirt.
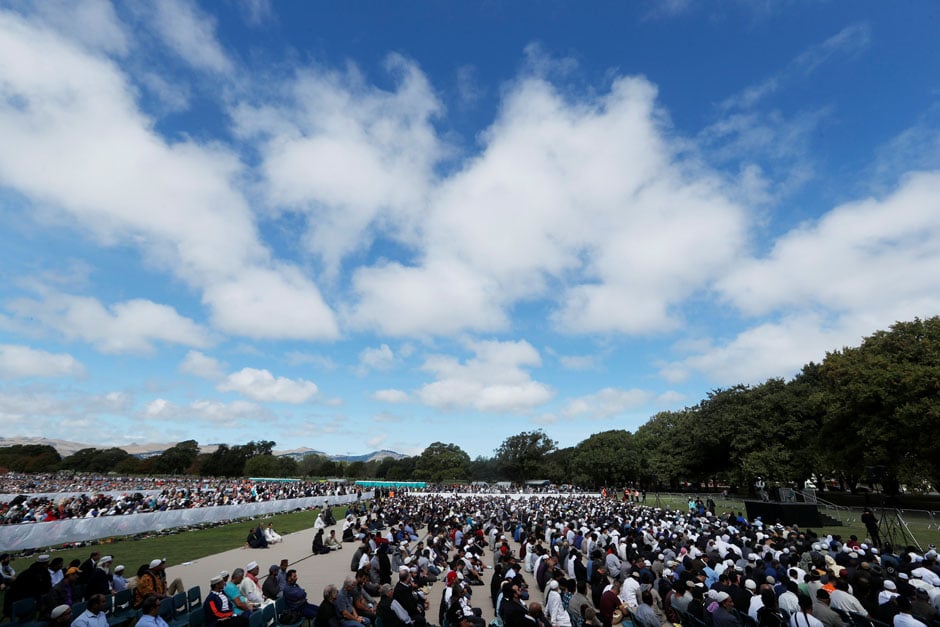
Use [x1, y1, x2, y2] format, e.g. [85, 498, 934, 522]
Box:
[790, 612, 825, 627]
[829, 590, 866, 616]
[621, 577, 641, 609]
[894, 614, 926, 627]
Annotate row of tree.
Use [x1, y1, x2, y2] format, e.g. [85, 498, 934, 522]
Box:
[1, 317, 937, 492]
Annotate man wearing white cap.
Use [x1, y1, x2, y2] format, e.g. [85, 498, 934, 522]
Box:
[712, 591, 740, 627]
[134, 559, 168, 609]
[112, 565, 127, 593]
[878, 580, 899, 605]
[239, 562, 269, 607]
[88, 555, 113, 597]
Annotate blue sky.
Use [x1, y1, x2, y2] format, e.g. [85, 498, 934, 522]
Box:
[1, 1, 939, 459]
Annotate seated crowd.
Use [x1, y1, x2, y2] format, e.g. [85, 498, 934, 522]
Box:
[0, 478, 351, 525]
[4, 491, 940, 627]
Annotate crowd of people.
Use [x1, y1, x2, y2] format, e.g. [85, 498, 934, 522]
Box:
[0, 477, 353, 525]
[4, 489, 940, 627]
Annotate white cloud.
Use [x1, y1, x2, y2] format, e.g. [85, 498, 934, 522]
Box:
[0, 345, 85, 379]
[147, 0, 233, 74]
[670, 171, 940, 385]
[358, 344, 395, 374]
[557, 354, 600, 371]
[142, 397, 273, 427]
[561, 387, 652, 420]
[179, 350, 224, 380]
[0, 387, 131, 430]
[719, 172, 940, 317]
[417, 339, 554, 412]
[372, 389, 409, 404]
[720, 23, 871, 111]
[234, 53, 445, 277]
[218, 367, 318, 404]
[203, 266, 338, 340]
[25, 0, 129, 55]
[373, 412, 403, 423]
[0, 12, 337, 342]
[350, 73, 746, 337]
[284, 351, 337, 370]
[8, 292, 211, 355]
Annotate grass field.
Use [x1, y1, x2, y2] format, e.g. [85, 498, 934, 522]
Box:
[652, 494, 940, 549]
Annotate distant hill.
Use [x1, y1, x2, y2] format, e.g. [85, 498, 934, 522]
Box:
[0, 437, 404, 463]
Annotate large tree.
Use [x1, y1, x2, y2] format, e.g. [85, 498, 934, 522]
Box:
[414, 442, 471, 482]
[495, 430, 556, 483]
[571, 430, 640, 488]
[152, 440, 200, 475]
[819, 317, 940, 491]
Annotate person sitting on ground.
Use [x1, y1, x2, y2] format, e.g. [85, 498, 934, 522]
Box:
[283, 569, 319, 619]
[528, 602, 552, 627]
[312, 529, 331, 555]
[247, 524, 268, 549]
[378, 582, 413, 627]
[264, 523, 283, 545]
[326, 530, 343, 551]
[315, 585, 351, 627]
[138, 594, 170, 627]
[205, 575, 249, 627]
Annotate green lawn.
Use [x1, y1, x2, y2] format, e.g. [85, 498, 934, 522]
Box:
[652, 494, 940, 548]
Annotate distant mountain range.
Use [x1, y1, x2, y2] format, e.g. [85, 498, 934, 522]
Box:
[0, 437, 405, 463]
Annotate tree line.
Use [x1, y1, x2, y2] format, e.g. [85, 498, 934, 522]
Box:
[1, 317, 937, 493]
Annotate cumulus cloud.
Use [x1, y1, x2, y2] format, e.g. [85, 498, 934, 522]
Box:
[358, 344, 395, 374]
[218, 367, 319, 403]
[417, 339, 554, 412]
[179, 350, 225, 380]
[561, 387, 653, 420]
[8, 292, 211, 355]
[146, 0, 233, 74]
[0, 345, 85, 379]
[142, 397, 274, 427]
[233, 53, 445, 277]
[0, 11, 337, 342]
[372, 389, 409, 404]
[0, 388, 130, 431]
[350, 73, 746, 337]
[668, 172, 940, 385]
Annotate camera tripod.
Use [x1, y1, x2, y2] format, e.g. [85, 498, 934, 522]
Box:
[877, 508, 922, 553]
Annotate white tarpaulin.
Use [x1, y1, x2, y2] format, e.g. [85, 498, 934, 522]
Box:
[0, 492, 368, 551]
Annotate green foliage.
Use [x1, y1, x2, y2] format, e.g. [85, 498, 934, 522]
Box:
[414, 442, 471, 482]
[0, 444, 61, 472]
[152, 440, 200, 475]
[59, 447, 132, 473]
[570, 431, 639, 488]
[243, 454, 298, 477]
[495, 429, 556, 483]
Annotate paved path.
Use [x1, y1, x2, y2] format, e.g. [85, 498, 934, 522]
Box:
[163, 522, 537, 624]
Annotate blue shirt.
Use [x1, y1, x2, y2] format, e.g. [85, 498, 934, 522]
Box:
[72, 610, 109, 627]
